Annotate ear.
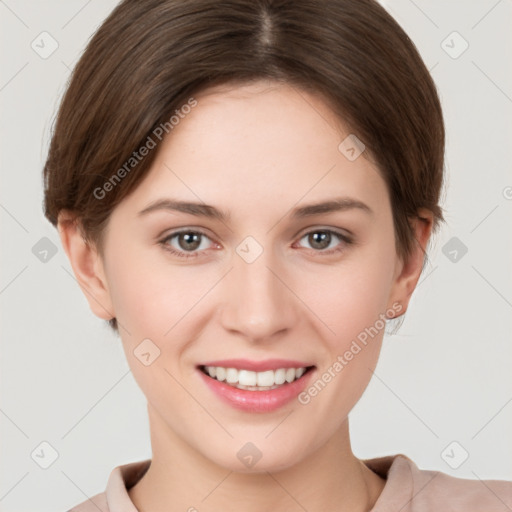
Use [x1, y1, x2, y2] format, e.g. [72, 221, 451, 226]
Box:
[57, 210, 115, 321]
[386, 208, 434, 318]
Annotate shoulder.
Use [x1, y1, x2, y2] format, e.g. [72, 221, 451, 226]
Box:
[65, 491, 109, 512]
[63, 458, 150, 512]
[410, 462, 512, 510]
[365, 453, 512, 511]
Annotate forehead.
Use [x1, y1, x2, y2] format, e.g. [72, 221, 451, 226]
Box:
[115, 80, 390, 223]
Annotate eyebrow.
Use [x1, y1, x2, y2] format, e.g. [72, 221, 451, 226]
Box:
[137, 196, 373, 222]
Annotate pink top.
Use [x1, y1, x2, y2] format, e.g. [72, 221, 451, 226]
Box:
[67, 453, 512, 511]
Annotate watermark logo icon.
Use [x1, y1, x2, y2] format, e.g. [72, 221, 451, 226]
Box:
[134, 338, 161, 366]
[442, 236, 468, 263]
[31, 32, 59, 59]
[31, 441, 59, 469]
[32, 237, 58, 263]
[236, 236, 264, 264]
[237, 442, 262, 468]
[441, 441, 469, 469]
[338, 134, 365, 161]
[441, 31, 469, 59]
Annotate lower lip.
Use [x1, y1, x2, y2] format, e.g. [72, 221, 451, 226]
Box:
[197, 367, 315, 413]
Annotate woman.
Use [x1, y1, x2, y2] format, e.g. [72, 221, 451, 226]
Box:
[42, 0, 512, 510]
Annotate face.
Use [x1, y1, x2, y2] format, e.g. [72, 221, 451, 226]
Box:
[69, 80, 420, 472]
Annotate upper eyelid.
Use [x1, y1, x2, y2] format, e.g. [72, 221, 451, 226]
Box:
[295, 226, 352, 240]
[160, 228, 217, 245]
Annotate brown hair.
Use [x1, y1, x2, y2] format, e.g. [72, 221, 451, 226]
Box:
[42, 0, 445, 333]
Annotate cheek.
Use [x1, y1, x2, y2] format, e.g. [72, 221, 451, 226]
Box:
[106, 245, 211, 337]
[294, 240, 396, 408]
[106, 253, 207, 397]
[303, 247, 396, 345]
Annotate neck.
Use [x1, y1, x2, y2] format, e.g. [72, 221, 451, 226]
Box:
[128, 405, 386, 512]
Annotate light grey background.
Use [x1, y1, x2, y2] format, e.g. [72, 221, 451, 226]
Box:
[1, 1, 511, 511]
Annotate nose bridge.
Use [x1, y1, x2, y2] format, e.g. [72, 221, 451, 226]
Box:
[220, 238, 296, 341]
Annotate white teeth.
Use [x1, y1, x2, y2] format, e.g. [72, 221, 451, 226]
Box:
[239, 369, 257, 386]
[202, 365, 310, 389]
[274, 368, 286, 385]
[256, 370, 274, 387]
[285, 368, 296, 383]
[226, 368, 238, 384]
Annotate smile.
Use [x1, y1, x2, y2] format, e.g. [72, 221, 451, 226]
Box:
[196, 361, 316, 413]
[200, 365, 313, 390]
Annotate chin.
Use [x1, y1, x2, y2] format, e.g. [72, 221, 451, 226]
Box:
[200, 438, 307, 475]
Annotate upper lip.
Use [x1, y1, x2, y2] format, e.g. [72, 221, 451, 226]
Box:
[198, 358, 315, 372]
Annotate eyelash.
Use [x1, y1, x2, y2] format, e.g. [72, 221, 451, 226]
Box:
[158, 228, 353, 259]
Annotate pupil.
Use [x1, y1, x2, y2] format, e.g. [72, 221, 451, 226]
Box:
[310, 231, 330, 250]
[180, 232, 200, 251]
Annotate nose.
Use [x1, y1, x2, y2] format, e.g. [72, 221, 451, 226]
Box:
[220, 244, 299, 343]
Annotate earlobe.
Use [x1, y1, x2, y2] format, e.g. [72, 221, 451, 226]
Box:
[387, 209, 434, 316]
[57, 210, 115, 321]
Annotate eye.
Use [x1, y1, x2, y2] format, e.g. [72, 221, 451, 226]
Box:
[295, 228, 353, 255]
[159, 229, 214, 259]
[159, 227, 353, 260]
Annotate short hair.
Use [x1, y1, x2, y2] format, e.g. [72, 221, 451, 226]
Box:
[42, 0, 445, 333]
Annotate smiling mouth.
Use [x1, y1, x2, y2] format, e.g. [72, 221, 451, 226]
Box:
[198, 365, 315, 391]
